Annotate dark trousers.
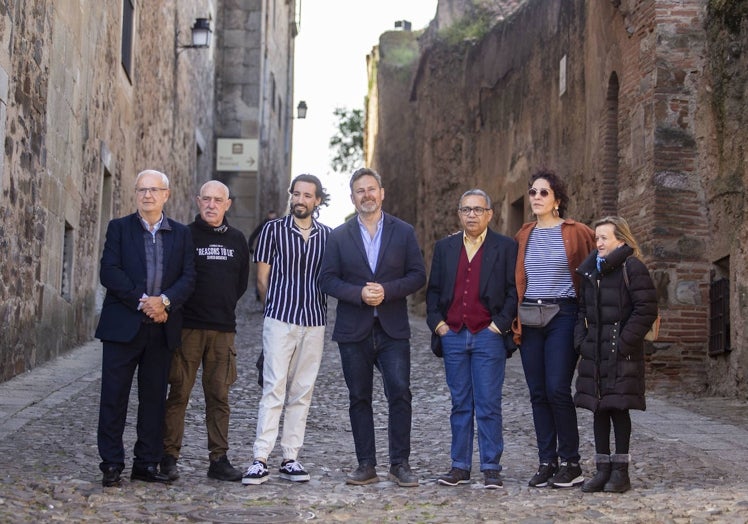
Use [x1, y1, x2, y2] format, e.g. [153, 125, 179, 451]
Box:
[97, 323, 172, 471]
[519, 301, 581, 464]
[337, 321, 412, 467]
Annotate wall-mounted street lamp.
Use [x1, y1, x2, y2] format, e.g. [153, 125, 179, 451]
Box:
[176, 18, 212, 52]
[296, 100, 308, 119]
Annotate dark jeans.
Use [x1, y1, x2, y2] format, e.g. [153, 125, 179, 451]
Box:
[98, 323, 172, 471]
[338, 321, 412, 467]
[519, 300, 580, 464]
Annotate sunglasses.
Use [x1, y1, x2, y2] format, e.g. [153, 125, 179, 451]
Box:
[528, 187, 552, 198]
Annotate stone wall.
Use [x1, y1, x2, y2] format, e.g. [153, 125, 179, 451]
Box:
[366, 30, 421, 227]
[370, 0, 740, 393]
[0, 1, 217, 382]
[215, 0, 297, 237]
[701, 0, 748, 396]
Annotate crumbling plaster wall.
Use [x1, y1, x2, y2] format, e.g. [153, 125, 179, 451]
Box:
[395, 0, 716, 392]
[701, 0, 748, 397]
[367, 30, 421, 227]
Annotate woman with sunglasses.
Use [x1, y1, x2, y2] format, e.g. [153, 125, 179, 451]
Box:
[573, 216, 657, 493]
[513, 169, 595, 488]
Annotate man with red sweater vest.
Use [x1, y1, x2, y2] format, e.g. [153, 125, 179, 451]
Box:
[426, 189, 518, 489]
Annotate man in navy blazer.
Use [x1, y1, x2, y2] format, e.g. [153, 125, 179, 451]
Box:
[320, 168, 426, 487]
[95, 169, 195, 487]
[426, 189, 517, 489]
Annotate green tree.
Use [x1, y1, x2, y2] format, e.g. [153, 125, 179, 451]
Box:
[329, 107, 363, 174]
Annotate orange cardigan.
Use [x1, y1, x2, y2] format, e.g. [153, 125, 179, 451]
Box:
[512, 219, 595, 343]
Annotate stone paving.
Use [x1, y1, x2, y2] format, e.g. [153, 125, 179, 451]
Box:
[2, 297, 748, 523]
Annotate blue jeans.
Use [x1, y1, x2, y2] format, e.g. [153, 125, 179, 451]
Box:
[441, 327, 506, 472]
[338, 321, 412, 466]
[519, 300, 580, 464]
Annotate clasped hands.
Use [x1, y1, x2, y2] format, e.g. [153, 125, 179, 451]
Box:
[361, 282, 384, 307]
[139, 296, 169, 323]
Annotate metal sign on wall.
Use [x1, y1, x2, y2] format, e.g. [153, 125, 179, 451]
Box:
[216, 139, 258, 171]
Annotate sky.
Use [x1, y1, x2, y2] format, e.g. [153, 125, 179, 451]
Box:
[291, 0, 439, 227]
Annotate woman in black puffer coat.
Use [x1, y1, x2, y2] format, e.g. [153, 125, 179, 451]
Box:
[573, 216, 658, 494]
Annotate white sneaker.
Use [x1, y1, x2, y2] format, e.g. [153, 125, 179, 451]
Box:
[242, 460, 269, 485]
[279, 459, 310, 482]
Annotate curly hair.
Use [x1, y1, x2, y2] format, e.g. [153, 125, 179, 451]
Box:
[530, 168, 569, 218]
[289, 174, 330, 208]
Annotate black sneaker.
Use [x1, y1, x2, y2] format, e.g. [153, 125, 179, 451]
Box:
[549, 461, 584, 488]
[242, 460, 269, 485]
[279, 459, 311, 482]
[208, 455, 243, 482]
[437, 467, 471, 486]
[528, 462, 557, 488]
[483, 469, 503, 489]
[160, 454, 179, 481]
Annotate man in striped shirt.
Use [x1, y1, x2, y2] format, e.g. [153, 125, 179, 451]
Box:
[242, 174, 332, 485]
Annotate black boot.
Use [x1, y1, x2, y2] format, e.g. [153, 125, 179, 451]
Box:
[581, 454, 611, 493]
[603, 453, 631, 493]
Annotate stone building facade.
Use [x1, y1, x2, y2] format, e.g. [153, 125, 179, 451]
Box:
[214, 0, 299, 236]
[367, 0, 748, 397]
[0, 0, 296, 382]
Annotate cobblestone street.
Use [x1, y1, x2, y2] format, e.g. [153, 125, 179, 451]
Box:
[1, 297, 748, 523]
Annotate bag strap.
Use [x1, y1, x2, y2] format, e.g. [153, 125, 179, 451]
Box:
[622, 259, 630, 289]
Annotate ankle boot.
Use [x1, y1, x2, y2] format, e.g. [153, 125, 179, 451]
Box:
[581, 454, 611, 493]
[603, 453, 631, 493]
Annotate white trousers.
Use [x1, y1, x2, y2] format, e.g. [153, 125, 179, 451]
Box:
[253, 316, 325, 462]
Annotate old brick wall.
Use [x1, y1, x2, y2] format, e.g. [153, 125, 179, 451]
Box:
[0, 1, 217, 382]
[376, 0, 722, 392]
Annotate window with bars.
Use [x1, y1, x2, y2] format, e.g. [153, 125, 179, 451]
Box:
[709, 274, 730, 356]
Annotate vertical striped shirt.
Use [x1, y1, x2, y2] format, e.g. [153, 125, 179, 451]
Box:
[254, 214, 332, 326]
[524, 224, 576, 299]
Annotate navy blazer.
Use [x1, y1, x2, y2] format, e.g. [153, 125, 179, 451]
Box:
[426, 229, 518, 355]
[320, 213, 426, 343]
[95, 213, 196, 350]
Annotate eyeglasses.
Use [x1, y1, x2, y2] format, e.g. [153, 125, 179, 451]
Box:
[528, 187, 552, 198]
[458, 206, 490, 216]
[136, 187, 168, 195]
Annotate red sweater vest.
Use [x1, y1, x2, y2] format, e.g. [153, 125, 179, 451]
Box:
[445, 245, 491, 333]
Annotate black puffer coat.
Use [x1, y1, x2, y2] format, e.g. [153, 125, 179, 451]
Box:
[573, 244, 658, 412]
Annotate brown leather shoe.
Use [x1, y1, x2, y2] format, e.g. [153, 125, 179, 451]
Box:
[346, 464, 379, 485]
[388, 462, 418, 487]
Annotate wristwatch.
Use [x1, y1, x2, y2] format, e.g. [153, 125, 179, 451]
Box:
[160, 294, 171, 310]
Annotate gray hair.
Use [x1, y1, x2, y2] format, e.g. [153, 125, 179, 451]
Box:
[136, 169, 170, 188]
[459, 189, 492, 209]
[199, 180, 230, 199]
